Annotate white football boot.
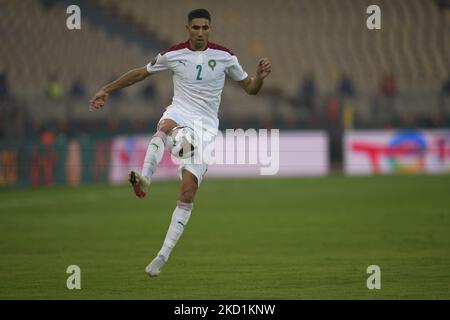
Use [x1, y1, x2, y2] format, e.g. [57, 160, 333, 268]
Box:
[145, 255, 167, 277]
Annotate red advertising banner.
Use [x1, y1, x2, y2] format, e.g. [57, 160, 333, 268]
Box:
[344, 129, 450, 175]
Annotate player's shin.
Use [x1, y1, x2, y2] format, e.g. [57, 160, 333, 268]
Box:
[142, 131, 167, 179]
[158, 201, 193, 261]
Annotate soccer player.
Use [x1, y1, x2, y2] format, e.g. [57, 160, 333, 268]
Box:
[89, 8, 271, 277]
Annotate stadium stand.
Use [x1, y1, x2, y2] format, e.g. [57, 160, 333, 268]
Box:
[0, 0, 449, 140]
[96, 0, 448, 92]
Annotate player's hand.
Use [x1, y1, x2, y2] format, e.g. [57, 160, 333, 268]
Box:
[89, 89, 108, 110]
[256, 58, 271, 79]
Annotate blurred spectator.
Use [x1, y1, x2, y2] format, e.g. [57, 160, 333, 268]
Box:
[0, 70, 26, 141]
[40, 127, 56, 145]
[337, 74, 355, 129]
[45, 74, 65, 100]
[0, 70, 9, 99]
[342, 100, 354, 130]
[325, 95, 342, 163]
[439, 73, 450, 116]
[338, 74, 355, 98]
[326, 96, 340, 124]
[141, 80, 156, 101]
[296, 74, 316, 111]
[66, 132, 82, 186]
[378, 74, 397, 98]
[70, 78, 86, 98]
[374, 74, 398, 126]
[442, 75, 450, 95]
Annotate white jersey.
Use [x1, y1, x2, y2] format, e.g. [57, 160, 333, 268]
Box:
[146, 41, 248, 130]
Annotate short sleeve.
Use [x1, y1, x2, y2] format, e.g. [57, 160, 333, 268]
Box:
[225, 55, 248, 82]
[146, 53, 169, 74]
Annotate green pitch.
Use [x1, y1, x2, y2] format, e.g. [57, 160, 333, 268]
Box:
[0, 175, 449, 299]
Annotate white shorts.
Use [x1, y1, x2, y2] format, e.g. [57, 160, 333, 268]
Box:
[159, 107, 218, 185]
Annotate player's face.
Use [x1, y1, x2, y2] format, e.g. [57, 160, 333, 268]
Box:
[186, 18, 211, 50]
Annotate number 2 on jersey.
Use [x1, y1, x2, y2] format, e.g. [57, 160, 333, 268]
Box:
[196, 65, 203, 80]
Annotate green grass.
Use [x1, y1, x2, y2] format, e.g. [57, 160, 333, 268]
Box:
[0, 175, 449, 299]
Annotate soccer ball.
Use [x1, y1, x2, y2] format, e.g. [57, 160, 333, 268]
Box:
[167, 126, 198, 159]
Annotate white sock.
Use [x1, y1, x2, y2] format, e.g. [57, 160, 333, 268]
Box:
[158, 201, 193, 261]
[142, 131, 167, 180]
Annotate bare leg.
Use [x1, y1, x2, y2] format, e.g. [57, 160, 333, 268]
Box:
[178, 169, 199, 203]
[157, 119, 177, 135]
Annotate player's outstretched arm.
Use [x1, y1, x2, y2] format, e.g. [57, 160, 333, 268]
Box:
[238, 57, 271, 95]
[89, 66, 150, 110]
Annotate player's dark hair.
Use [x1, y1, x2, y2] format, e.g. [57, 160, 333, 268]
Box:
[188, 9, 211, 23]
